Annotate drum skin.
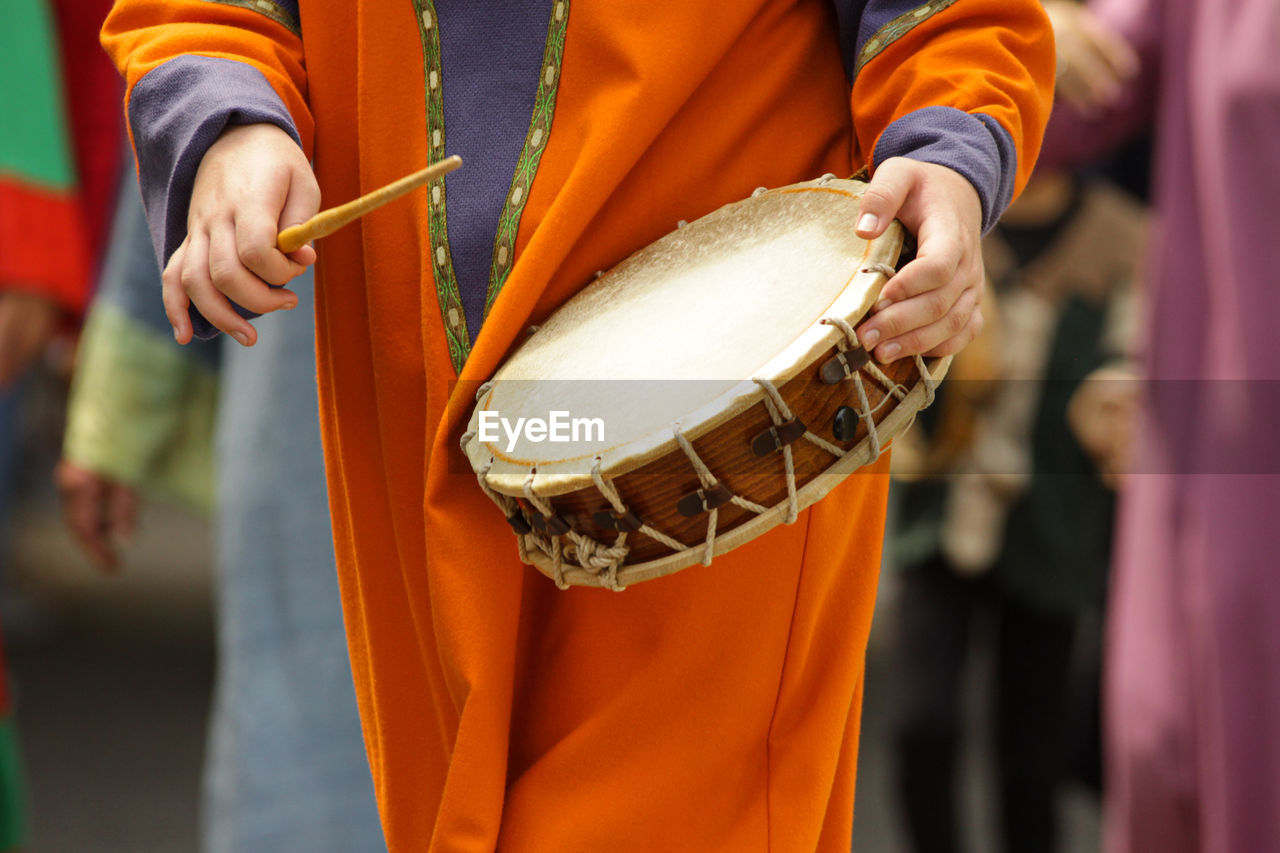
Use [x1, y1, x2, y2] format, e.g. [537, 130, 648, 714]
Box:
[463, 177, 948, 587]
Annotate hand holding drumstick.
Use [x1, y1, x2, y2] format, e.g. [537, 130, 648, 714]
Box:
[275, 153, 462, 252]
[163, 123, 460, 347]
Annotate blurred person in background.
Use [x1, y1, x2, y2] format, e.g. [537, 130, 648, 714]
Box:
[1041, 0, 1280, 851]
[0, 0, 121, 846]
[57, 173, 385, 852]
[887, 158, 1145, 853]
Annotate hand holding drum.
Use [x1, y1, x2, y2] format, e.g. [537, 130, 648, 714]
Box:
[462, 175, 953, 590]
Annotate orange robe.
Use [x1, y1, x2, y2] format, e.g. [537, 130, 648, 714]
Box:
[104, 2, 1053, 848]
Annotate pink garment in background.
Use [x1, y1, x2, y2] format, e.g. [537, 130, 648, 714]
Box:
[1043, 1, 1280, 851]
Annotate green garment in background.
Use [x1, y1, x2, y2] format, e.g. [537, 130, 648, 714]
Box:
[0, 717, 25, 852]
[0, 0, 76, 189]
[63, 302, 218, 511]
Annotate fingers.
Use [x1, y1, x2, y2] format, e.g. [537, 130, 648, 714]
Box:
[860, 284, 983, 361]
[855, 158, 916, 239]
[853, 158, 984, 362]
[167, 123, 320, 346]
[162, 243, 194, 345]
[278, 163, 322, 240]
[878, 248, 964, 306]
[1079, 8, 1139, 81]
[0, 292, 60, 387]
[1058, 35, 1127, 113]
[277, 162, 321, 266]
[213, 221, 298, 313]
[233, 206, 310, 287]
[179, 228, 258, 347]
[1049, 1, 1139, 114]
[55, 461, 122, 572]
[922, 299, 984, 358]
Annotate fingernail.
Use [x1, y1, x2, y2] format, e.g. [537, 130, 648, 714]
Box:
[881, 342, 901, 361]
[875, 298, 893, 313]
[283, 300, 298, 311]
[173, 328, 181, 343]
[857, 213, 879, 233]
[862, 329, 880, 349]
[231, 330, 250, 347]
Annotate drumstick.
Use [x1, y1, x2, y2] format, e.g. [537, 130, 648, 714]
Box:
[276, 155, 462, 253]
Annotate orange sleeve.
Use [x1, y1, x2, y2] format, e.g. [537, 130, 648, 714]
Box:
[100, 0, 313, 337]
[102, 0, 312, 157]
[848, 0, 1055, 225]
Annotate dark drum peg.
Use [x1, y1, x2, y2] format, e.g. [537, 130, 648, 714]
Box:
[833, 406, 860, 442]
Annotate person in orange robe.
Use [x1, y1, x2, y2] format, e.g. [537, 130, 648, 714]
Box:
[103, 2, 1053, 848]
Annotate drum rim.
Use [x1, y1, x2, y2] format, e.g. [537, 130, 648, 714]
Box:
[519, 355, 950, 588]
[463, 178, 904, 498]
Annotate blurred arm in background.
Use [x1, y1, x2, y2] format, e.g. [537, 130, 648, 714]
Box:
[58, 167, 220, 572]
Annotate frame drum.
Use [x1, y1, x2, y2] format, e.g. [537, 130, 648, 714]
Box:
[462, 177, 948, 589]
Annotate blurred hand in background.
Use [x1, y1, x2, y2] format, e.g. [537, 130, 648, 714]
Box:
[54, 460, 138, 573]
[1045, 0, 1139, 116]
[0, 293, 60, 390]
[1068, 365, 1141, 489]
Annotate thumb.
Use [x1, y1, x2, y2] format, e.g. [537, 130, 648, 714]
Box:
[856, 157, 916, 239]
[279, 162, 322, 266]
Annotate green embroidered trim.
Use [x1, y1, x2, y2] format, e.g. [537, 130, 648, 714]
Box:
[484, 0, 570, 317]
[412, 0, 470, 372]
[853, 0, 960, 79]
[411, 1, 570, 373]
[200, 0, 300, 36]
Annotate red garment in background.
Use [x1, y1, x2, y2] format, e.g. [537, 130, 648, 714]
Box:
[50, 0, 123, 278]
[0, 0, 121, 316]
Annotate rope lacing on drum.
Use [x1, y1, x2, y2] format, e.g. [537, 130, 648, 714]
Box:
[752, 378, 801, 525]
[819, 310, 925, 463]
[562, 464, 632, 593]
[522, 471, 567, 589]
[672, 425, 768, 567]
[590, 459, 685, 557]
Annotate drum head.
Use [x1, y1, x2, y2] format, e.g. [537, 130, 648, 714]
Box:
[469, 178, 902, 494]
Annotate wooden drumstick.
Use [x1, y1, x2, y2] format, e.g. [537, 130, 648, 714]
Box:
[276, 154, 462, 253]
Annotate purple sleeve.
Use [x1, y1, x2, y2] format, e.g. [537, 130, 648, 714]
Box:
[873, 106, 1018, 233]
[831, 1, 1019, 231]
[128, 55, 302, 340]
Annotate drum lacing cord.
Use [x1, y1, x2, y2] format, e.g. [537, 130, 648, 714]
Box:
[751, 379, 801, 524]
[915, 354, 937, 408]
[841, 284, 941, 408]
[566, 532, 630, 592]
[673, 426, 768, 566]
[522, 471, 568, 589]
[556, 465, 631, 592]
[460, 429, 530, 564]
[588, 460, 687, 587]
[818, 315, 920, 462]
[519, 469, 632, 591]
[821, 316, 908, 402]
[817, 294, 938, 411]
